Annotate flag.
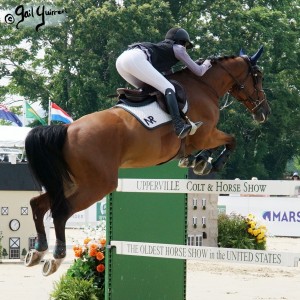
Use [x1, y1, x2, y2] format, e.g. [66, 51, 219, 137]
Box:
[50, 102, 73, 124]
[0, 104, 23, 127]
[25, 101, 46, 125]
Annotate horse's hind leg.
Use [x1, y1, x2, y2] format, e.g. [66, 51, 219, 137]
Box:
[41, 211, 70, 276]
[42, 187, 113, 276]
[25, 193, 50, 267]
[40, 191, 75, 276]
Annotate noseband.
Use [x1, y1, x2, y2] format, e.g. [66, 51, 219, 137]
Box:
[216, 57, 267, 114]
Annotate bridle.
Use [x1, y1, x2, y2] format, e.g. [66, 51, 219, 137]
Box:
[215, 57, 267, 114]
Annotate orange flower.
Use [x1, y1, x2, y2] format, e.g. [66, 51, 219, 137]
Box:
[84, 238, 91, 245]
[74, 248, 83, 257]
[73, 245, 79, 251]
[99, 238, 106, 246]
[90, 243, 98, 250]
[88, 243, 98, 256]
[96, 251, 105, 261]
[89, 248, 97, 257]
[96, 264, 105, 272]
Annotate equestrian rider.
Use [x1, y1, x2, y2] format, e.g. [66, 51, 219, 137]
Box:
[116, 27, 212, 139]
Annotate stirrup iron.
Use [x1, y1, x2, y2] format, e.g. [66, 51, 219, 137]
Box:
[186, 117, 203, 135]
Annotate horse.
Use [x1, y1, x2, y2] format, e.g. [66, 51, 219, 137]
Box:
[24, 47, 270, 275]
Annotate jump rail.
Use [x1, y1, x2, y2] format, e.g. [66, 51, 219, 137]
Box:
[117, 179, 300, 196]
[110, 240, 300, 267]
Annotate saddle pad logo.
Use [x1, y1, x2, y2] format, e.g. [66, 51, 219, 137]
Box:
[115, 101, 187, 129]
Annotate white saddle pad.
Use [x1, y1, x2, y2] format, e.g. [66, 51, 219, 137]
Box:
[115, 101, 188, 129]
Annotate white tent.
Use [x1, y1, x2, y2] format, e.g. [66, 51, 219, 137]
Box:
[0, 126, 32, 148]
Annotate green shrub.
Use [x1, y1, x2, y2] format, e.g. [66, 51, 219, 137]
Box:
[68, 238, 106, 294]
[2, 248, 8, 259]
[51, 223, 106, 299]
[50, 275, 100, 300]
[218, 213, 267, 250]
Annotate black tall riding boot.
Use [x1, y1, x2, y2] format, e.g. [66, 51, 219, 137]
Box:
[165, 88, 192, 139]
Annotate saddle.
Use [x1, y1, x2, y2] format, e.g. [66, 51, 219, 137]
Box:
[116, 80, 187, 114]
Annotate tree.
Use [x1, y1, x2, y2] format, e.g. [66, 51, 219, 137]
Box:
[21, 248, 27, 257]
[0, 0, 173, 118]
[2, 248, 8, 259]
[178, 0, 300, 179]
[0, 0, 299, 179]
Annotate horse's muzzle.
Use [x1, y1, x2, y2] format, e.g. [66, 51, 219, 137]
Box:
[253, 106, 271, 123]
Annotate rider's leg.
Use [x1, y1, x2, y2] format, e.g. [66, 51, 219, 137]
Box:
[164, 88, 191, 138]
[116, 48, 192, 138]
[116, 52, 144, 89]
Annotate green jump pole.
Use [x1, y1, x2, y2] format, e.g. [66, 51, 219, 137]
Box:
[105, 162, 187, 300]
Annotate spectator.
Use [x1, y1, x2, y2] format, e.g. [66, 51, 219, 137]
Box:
[292, 172, 299, 181]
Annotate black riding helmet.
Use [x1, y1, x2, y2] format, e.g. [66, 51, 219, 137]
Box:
[165, 27, 194, 49]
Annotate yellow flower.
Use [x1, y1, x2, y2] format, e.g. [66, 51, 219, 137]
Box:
[253, 229, 260, 236]
[84, 238, 91, 245]
[247, 214, 255, 221]
[257, 232, 265, 240]
[248, 221, 256, 229]
[248, 228, 253, 234]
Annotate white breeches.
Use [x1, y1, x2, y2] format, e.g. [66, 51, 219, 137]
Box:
[116, 48, 175, 94]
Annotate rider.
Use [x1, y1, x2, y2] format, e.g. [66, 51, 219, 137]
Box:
[116, 27, 212, 139]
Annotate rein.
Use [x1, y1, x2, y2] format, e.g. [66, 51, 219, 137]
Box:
[214, 57, 267, 113]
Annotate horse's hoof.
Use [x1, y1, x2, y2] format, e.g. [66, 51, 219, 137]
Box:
[24, 249, 48, 267]
[42, 258, 64, 276]
[178, 156, 195, 168]
[202, 162, 213, 175]
[193, 161, 212, 175]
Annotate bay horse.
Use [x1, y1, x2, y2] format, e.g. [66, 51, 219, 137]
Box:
[24, 47, 270, 275]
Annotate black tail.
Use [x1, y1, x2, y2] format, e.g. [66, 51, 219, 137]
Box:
[25, 125, 71, 218]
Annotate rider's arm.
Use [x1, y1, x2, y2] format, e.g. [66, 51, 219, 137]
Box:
[173, 44, 211, 76]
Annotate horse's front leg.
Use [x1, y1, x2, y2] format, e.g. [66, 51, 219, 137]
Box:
[211, 135, 236, 173]
[179, 149, 215, 175]
[185, 129, 236, 175]
[25, 193, 50, 267]
[193, 149, 214, 175]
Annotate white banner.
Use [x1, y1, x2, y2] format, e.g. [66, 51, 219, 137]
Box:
[110, 241, 300, 267]
[117, 179, 300, 196]
[218, 196, 300, 237]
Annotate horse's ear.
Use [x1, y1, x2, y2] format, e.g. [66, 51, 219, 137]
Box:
[250, 46, 264, 65]
[239, 48, 246, 56]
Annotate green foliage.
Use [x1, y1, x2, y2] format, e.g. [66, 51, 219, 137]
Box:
[21, 248, 27, 256]
[1, 0, 299, 179]
[2, 248, 8, 259]
[51, 225, 106, 299]
[218, 213, 266, 250]
[50, 275, 99, 300]
[66, 257, 104, 295]
[180, 0, 300, 179]
[67, 240, 106, 293]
